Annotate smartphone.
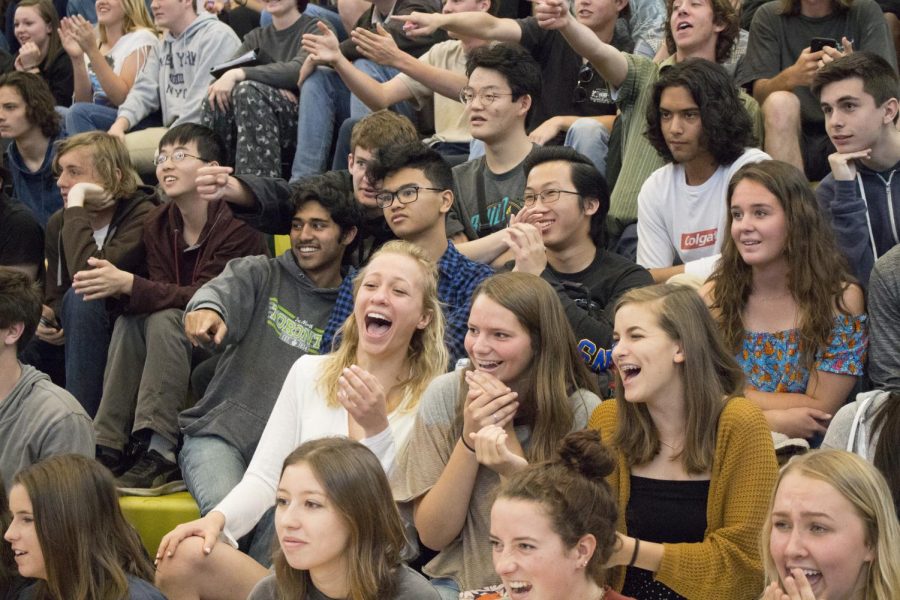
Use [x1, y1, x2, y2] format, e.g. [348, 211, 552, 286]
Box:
[810, 37, 837, 52]
[39, 316, 59, 330]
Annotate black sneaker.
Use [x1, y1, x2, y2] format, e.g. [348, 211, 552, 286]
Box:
[96, 445, 127, 477]
[116, 449, 186, 496]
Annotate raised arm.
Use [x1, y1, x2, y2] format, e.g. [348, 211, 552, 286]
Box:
[533, 0, 628, 88]
[392, 10, 522, 42]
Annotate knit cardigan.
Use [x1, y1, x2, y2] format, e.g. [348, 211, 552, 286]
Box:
[588, 397, 778, 599]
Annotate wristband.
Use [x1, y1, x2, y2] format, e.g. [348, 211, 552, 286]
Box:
[627, 538, 640, 567]
[460, 436, 475, 453]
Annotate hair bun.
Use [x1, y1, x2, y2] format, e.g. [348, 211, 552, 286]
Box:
[556, 429, 615, 480]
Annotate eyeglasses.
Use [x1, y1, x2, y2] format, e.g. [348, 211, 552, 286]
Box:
[573, 63, 594, 104]
[154, 150, 210, 165]
[522, 189, 581, 206]
[375, 186, 444, 208]
[459, 87, 515, 106]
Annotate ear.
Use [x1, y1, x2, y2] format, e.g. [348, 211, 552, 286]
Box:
[477, 0, 491, 12]
[517, 94, 533, 118]
[347, 152, 355, 167]
[615, 0, 629, 13]
[2, 322, 24, 347]
[881, 97, 898, 126]
[712, 19, 726, 33]
[570, 533, 597, 568]
[208, 160, 220, 168]
[439, 189, 454, 215]
[340, 225, 358, 247]
[416, 309, 433, 330]
[582, 196, 600, 216]
[114, 167, 122, 183]
[673, 342, 685, 364]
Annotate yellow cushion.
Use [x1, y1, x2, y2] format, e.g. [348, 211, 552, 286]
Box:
[120, 492, 200, 556]
[273, 235, 290, 256]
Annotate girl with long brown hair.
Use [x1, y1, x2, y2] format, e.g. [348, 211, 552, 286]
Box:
[704, 160, 867, 441]
[394, 272, 601, 599]
[13, 0, 72, 105]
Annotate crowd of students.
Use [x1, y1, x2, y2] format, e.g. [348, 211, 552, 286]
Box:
[1, 0, 900, 596]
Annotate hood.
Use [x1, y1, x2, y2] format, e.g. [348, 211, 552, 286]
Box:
[275, 249, 349, 293]
[0, 364, 48, 422]
[854, 389, 891, 422]
[164, 11, 220, 45]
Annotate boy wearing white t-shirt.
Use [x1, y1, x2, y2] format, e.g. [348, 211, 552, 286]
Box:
[636, 59, 769, 282]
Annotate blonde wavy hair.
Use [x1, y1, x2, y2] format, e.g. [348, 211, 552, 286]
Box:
[761, 450, 900, 599]
[98, 0, 158, 45]
[317, 240, 447, 413]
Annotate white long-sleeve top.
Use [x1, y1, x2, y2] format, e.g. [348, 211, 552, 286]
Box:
[213, 354, 416, 544]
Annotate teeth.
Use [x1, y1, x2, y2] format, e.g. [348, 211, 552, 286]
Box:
[508, 581, 532, 592]
[297, 246, 318, 253]
[366, 312, 390, 321]
[164, 176, 176, 183]
[478, 361, 500, 369]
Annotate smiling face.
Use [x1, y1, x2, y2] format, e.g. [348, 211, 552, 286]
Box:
[729, 179, 788, 268]
[465, 294, 534, 386]
[95, 0, 125, 27]
[4, 484, 47, 581]
[769, 472, 874, 600]
[275, 462, 351, 580]
[524, 160, 597, 251]
[14, 5, 51, 49]
[820, 77, 896, 154]
[56, 146, 99, 206]
[290, 200, 353, 285]
[465, 67, 529, 145]
[353, 252, 431, 358]
[0, 86, 33, 140]
[380, 167, 451, 241]
[612, 302, 684, 405]
[155, 140, 210, 201]
[149, 0, 192, 35]
[490, 498, 589, 600]
[264, 0, 298, 17]
[658, 85, 712, 168]
[669, 0, 724, 56]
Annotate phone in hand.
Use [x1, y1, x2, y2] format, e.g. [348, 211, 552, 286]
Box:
[39, 316, 59, 331]
[810, 37, 838, 52]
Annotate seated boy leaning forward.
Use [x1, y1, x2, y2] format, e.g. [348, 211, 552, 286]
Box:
[0, 268, 94, 493]
[84, 124, 267, 495]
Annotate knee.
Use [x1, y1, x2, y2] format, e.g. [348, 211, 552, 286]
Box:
[565, 117, 610, 144]
[155, 537, 209, 592]
[762, 91, 801, 128]
[231, 80, 264, 106]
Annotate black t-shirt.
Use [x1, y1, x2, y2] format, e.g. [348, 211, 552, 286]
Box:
[0, 193, 43, 271]
[517, 17, 633, 130]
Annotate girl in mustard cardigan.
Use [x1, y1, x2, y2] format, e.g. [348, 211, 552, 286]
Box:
[589, 284, 779, 600]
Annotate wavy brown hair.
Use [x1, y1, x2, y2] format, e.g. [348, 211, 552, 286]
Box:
[317, 240, 447, 413]
[495, 430, 618, 586]
[12, 454, 155, 600]
[457, 272, 598, 463]
[707, 160, 856, 370]
[664, 0, 740, 63]
[0, 479, 15, 592]
[53, 132, 140, 201]
[16, 0, 64, 70]
[272, 438, 408, 600]
[612, 284, 745, 474]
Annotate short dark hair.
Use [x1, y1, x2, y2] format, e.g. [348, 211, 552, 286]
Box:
[812, 52, 900, 109]
[0, 268, 42, 348]
[367, 142, 453, 192]
[522, 146, 609, 246]
[465, 43, 541, 105]
[0, 72, 60, 138]
[664, 0, 739, 64]
[158, 123, 226, 165]
[291, 175, 364, 240]
[645, 58, 755, 166]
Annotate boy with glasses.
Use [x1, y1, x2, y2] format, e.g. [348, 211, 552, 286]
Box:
[320, 142, 493, 365]
[86, 124, 266, 493]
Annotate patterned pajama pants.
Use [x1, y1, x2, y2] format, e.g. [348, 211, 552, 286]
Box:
[201, 80, 298, 178]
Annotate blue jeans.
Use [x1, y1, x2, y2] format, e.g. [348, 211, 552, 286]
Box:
[66, 102, 163, 136]
[267, 4, 347, 39]
[179, 434, 247, 516]
[564, 117, 610, 178]
[60, 288, 110, 418]
[290, 60, 410, 180]
[430, 578, 461, 600]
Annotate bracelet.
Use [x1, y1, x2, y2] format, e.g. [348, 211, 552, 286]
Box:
[460, 436, 475, 453]
[627, 538, 640, 567]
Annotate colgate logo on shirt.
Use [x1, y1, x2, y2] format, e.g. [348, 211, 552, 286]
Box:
[681, 228, 717, 250]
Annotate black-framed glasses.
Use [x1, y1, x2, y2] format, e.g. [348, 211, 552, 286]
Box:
[522, 189, 581, 206]
[375, 186, 444, 208]
[154, 150, 210, 165]
[459, 87, 516, 106]
[573, 63, 594, 104]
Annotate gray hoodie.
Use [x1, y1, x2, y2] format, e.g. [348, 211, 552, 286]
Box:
[0, 364, 94, 492]
[822, 389, 891, 460]
[117, 12, 240, 129]
[179, 251, 344, 462]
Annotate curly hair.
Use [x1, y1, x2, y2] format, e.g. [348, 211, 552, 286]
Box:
[664, 0, 740, 63]
[0, 71, 60, 138]
[645, 58, 756, 165]
[707, 160, 856, 370]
